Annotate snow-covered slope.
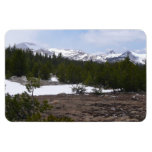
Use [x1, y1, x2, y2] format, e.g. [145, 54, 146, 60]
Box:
[107, 51, 146, 64]
[16, 42, 53, 57]
[15, 42, 146, 64]
[121, 51, 146, 64]
[106, 50, 121, 58]
[49, 48, 89, 61]
[5, 80, 113, 95]
[16, 42, 44, 51]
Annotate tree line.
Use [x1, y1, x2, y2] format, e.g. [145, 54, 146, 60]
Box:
[5, 46, 146, 92]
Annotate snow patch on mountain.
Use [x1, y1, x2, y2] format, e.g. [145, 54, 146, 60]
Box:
[15, 42, 146, 64]
[16, 42, 44, 51]
[120, 51, 146, 64]
[106, 50, 121, 58]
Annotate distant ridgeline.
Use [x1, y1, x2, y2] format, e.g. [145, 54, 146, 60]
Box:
[5, 46, 146, 92]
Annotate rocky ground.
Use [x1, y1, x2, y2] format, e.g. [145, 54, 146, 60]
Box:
[9, 76, 60, 86]
[35, 92, 146, 122]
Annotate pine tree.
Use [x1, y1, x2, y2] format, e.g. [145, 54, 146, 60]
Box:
[11, 49, 26, 76]
[32, 62, 40, 77]
[26, 76, 40, 100]
[39, 64, 50, 80]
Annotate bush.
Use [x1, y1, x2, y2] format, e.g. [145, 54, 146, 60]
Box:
[5, 93, 73, 122]
[92, 87, 103, 95]
[72, 84, 86, 94]
[5, 92, 51, 121]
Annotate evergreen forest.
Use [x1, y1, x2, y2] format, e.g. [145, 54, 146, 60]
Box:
[5, 46, 146, 92]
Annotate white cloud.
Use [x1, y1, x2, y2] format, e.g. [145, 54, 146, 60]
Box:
[5, 30, 39, 46]
[81, 30, 146, 47]
[134, 48, 146, 54]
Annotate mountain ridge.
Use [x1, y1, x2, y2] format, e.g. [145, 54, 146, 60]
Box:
[15, 42, 146, 64]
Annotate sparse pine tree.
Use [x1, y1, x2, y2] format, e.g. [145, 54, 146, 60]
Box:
[26, 76, 40, 100]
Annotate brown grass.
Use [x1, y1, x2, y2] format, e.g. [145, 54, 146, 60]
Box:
[35, 92, 146, 122]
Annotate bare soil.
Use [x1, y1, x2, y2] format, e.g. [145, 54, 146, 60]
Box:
[35, 92, 146, 122]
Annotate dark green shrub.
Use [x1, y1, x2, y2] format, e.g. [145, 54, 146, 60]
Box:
[72, 84, 86, 94]
[5, 93, 72, 122]
[92, 87, 103, 95]
[5, 92, 51, 121]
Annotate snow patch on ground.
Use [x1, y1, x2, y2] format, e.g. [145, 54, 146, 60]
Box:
[50, 76, 58, 82]
[5, 80, 114, 96]
[5, 80, 27, 95]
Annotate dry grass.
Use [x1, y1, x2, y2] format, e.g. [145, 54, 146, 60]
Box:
[35, 92, 146, 122]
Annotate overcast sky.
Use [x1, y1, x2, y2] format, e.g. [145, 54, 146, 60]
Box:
[5, 30, 146, 54]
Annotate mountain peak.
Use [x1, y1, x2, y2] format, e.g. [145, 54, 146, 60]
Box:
[121, 51, 133, 56]
[108, 50, 116, 54]
[16, 42, 43, 51]
[14, 42, 146, 64]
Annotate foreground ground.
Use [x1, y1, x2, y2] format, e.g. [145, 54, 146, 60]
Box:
[35, 92, 146, 122]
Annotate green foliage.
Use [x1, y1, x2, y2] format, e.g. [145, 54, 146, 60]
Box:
[39, 64, 50, 80]
[40, 100, 53, 113]
[27, 113, 41, 121]
[32, 62, 40, 77]
[72, 84, 86, 94]
[92, 87, 103, 95]
[5, 92, 42, 121]
[25, 76, 40, 97]
[5, 46, 146, 92]
[56, 63, 67, 82]
[5, 93, 72, 122]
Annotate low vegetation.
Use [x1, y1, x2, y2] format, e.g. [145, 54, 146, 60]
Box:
[5, 92, 73, 122]
[6, 46, 146, 92]
[5, 46, 146, 122]
[92, 86, 103, 95]
[5, 76, 73, 122]
[72, 84, 86, 94]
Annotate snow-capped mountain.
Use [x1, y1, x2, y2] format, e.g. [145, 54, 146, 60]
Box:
[49, 48, 89, 61]
[15, 42, 146, 64]
[16, 42, 43, 51]
[106, 50, 121, 58]
[16, 42, 54, 56]
[106, 51, 146, 64]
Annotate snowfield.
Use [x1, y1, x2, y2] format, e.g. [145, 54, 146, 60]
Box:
[5, 80, 26, 95]
[5, 80, 113, 96]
